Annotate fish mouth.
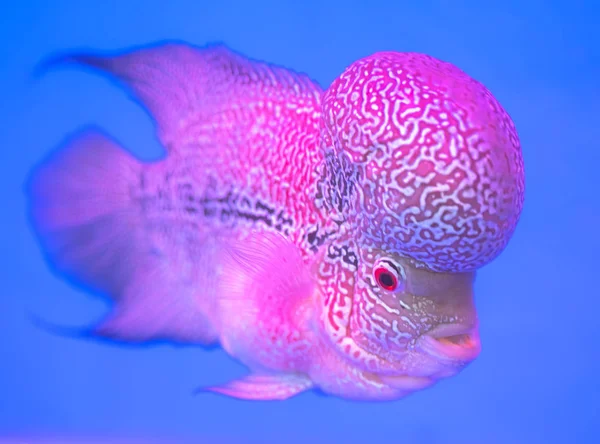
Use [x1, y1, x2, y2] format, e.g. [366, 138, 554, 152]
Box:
[419, 323, 481, 362]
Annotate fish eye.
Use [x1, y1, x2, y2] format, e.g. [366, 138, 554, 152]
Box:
[373, 259, 405, 292]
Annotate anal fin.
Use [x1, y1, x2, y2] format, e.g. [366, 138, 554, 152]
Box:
[93, 254, 219, 344]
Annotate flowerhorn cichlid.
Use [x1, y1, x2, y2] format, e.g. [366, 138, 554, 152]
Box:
[27, 43, 525, 401]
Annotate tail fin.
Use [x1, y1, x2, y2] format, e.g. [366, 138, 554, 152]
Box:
[27, 128, 142, 297]
[27, 128, 218, 344]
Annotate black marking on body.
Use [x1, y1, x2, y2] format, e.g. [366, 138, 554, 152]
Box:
[314, 149, 360, 220]
[135, 171, 297, 236]
[305, 223, 341, 253]
[326, 242, 359, 269]
[133, 170, 345, 254]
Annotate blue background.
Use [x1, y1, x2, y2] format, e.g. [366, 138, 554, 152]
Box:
[1, 1, 598, 443]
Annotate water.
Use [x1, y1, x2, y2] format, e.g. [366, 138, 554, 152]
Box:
[1, 1, 598, 443]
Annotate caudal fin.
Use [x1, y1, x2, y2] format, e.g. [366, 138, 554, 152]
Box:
[27, 128, 218, 344]
[27, 128, 142, 297]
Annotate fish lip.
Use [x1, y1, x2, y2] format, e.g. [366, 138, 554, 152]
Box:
[375, 374, 434, 391]
[418, 323, 481, 362]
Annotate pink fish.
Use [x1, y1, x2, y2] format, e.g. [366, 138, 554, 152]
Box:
[27, 43, 525, 401]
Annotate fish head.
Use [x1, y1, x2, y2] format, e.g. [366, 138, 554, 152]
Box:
[352, 247, 480, 374]
[314, 237, 480, 382]
[314, 50, 524, 384]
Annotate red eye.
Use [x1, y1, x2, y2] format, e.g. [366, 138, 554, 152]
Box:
[374, 266, 398, 291]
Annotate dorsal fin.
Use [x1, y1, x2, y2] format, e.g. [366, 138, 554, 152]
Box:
[39, 42, 323, 154]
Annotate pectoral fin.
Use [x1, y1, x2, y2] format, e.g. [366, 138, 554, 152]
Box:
[200, 373, 313, 401]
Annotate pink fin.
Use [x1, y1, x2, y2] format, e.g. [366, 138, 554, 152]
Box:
[41, 43, 322, 152]
[202, 373, 313, 401]
[27, 128, 218, 344]
[218, 231, 314, 321]
[27, 128, 142, 297]
[93, 255, 218, 343]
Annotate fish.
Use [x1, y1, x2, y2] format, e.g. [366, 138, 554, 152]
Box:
[26, 42, 525, 401]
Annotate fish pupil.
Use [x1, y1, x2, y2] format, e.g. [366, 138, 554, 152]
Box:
[375, 267, 397, 291]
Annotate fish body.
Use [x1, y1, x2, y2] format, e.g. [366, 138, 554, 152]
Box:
[27, 43, 524, 401]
